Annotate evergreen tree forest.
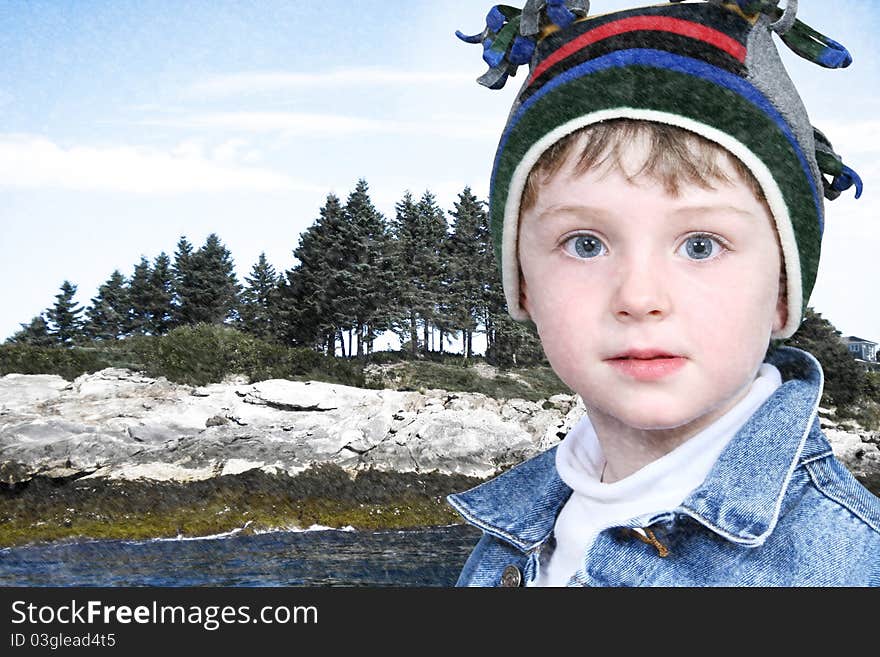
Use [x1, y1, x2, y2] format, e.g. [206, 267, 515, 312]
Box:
[5, 182, 543, 367]
[3, 180, 878, 425]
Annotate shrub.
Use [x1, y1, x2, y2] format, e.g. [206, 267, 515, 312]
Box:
[782, 309, 867, 408]
[0, 344, 109, 380]
[837, 399, 880, 432]
[91, 336, 152, 371]
[865, 372, 880, 404]
[121, 324, 362, 387]
[365, 349, 412, 365]
[130, 324, 246, 386]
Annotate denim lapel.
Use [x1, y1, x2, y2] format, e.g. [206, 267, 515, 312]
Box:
[678, 346, 825, 546]
[447, 447, 572, 552]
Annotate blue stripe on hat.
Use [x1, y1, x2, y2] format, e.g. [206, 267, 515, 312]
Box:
[494, 48, 822, 231]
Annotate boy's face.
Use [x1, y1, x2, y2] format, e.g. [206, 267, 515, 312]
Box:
[518, 137, 786, 434]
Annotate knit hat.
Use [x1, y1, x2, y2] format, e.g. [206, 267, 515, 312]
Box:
[457, 0, 863, 339]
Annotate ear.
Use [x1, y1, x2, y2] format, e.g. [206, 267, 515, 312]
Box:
[773, 279, 788, 334]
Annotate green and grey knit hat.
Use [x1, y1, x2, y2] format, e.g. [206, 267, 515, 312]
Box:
[457, 0, 862, 339]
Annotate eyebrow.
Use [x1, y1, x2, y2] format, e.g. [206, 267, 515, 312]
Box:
[533, 204, 613, 223]
[533, 203, 758, 223]
[670, 204, 759, 219]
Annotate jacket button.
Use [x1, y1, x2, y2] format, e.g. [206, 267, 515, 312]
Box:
[500, 565, 522, 588]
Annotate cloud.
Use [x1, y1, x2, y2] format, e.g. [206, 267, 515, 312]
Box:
[0, 134, 320, 194]
[138, 111, 497, 139]
[212, 138, 251, 164]
[813, 119, 880, 156]
[187, 68, 471, 99]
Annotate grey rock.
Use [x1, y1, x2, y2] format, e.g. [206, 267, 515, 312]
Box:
[0, 369, 878, 491]
[827, 428, 880, 487]
[0, 369, 560, 482]
[205, 415, 229, 428]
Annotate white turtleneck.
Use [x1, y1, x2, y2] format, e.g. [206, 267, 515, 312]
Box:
[529, 363, 783, 587]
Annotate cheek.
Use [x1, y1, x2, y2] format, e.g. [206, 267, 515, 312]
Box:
[534, 321, 594, 394]
[681, 265, 779, 360]
[526, 274, 604, 378]
[527, 267, 600, 327]
[686, 243, 781, 313]
[732, 258, 783, 326]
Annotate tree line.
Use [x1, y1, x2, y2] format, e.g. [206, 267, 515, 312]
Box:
[7, 180, 543, 366]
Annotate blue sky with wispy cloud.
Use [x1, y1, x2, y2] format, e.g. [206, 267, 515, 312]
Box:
[1, 0, 878, 346]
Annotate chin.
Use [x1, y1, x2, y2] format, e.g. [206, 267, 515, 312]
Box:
[610, 406, 701, 432]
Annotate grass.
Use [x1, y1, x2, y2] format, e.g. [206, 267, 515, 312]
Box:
[0, 497, 463, 548]
[366, 358, 572, 401]
[0, 467, 479, 548]
[1, 331, 572, 401]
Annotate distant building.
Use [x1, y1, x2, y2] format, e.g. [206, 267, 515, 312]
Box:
[842, 336, 880, 372]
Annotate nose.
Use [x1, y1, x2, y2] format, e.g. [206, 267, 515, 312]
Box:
[611, 254, 671, 322]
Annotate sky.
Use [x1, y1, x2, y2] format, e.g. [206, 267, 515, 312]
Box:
[1, 0, 879, 350]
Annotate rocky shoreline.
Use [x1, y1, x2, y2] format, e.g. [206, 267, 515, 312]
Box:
[1, 368, 878, 547]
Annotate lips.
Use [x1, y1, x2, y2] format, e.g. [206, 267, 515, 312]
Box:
[606, 349, 686, 381]
[610, 349, 680, 360]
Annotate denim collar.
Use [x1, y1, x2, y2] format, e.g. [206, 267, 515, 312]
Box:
[447, 346, 827, 552]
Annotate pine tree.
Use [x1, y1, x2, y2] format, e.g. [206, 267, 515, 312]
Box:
[343, 179, 394, 358]
[128, 256, 153, 335]
[147, 252, 174, 335]
[278, 194, 345, 353]
[388, 191, 423, 356]
[173, 234, 241, 326]
[84, 270, 130, 340]
[7, 315, 53, 346]
[239, 252, 280, 340]
[172, 236, 196, 328]
[446, 187, 491, 359]
[45, 281, 84, 346]
[414, 190, 449, 355]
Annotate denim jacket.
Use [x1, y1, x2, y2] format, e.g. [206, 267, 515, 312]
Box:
[447, 347, 880, 586]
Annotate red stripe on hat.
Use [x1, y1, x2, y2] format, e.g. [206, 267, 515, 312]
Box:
[528, 16, 748, 85]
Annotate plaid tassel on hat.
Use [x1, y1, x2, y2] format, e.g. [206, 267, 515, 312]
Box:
[458, 0, 862, 339]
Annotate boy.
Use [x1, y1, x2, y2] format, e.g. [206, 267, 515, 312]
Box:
[448, 0, 880, 586]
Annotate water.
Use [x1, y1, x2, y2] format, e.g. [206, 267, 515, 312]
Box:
[0, 525, 482, 587]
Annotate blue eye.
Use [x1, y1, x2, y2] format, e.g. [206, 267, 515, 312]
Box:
[680, 234, 723, 260]
[564, 234, 607, 259]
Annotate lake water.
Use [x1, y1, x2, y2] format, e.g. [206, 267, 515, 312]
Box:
[0, 524, 483, 587]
